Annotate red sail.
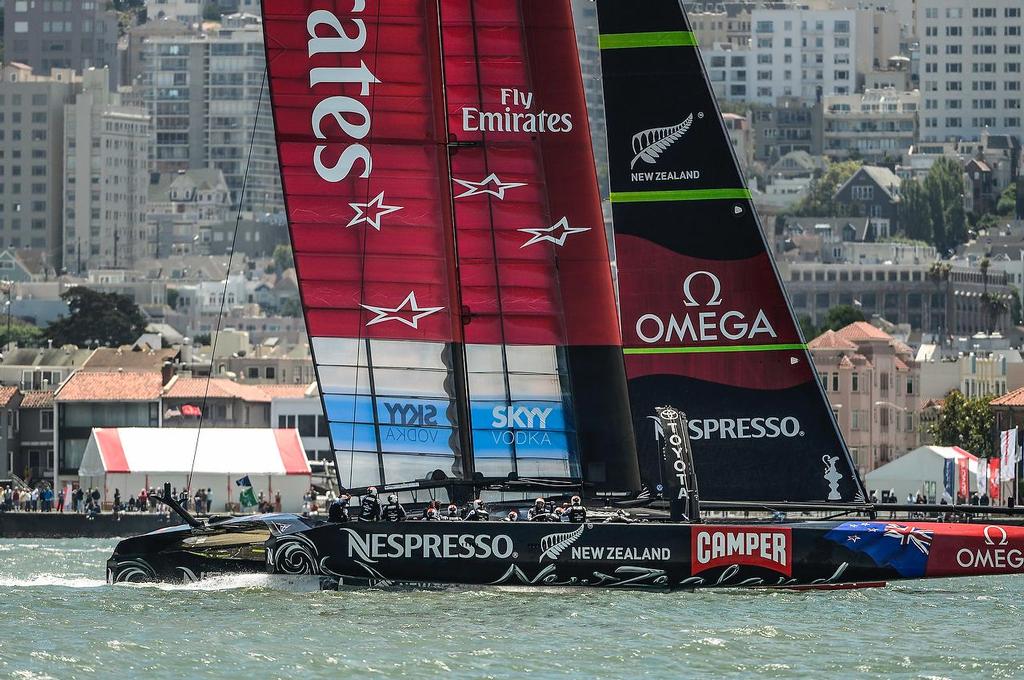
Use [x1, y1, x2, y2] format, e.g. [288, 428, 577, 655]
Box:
[263, 1, 637, 490]
[264, 1, 457, 343]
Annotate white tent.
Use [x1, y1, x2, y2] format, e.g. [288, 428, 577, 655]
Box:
[864, 445, 980, 503]
[78, 427, 312, 512]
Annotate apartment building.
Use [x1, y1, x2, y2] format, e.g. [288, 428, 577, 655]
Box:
[146, 169, 232, 259]
[3, 0, 121, 87]
[748, 8, 873, 104]
[822, 89, 920, 162]
[917, 0, 1024, 141]
[0, 64, 81, 269]
[751, 97, 822, 163]
[783, 261, 1015, 337]
[684, 2, 753, 49]
[63, 70, 151, 272]
[139, 14, 282, 213]
[705, 44, 751, 102]
[809, 322, 921, 473]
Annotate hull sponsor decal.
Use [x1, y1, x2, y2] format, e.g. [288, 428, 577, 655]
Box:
[692, 527, 792, 577]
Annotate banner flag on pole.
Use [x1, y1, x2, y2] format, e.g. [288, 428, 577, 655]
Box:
[1000, 429, 1018, 482]
[943, 458, 955, 501]
[989, 457, 1001, 501]
[977, 460, 988, 497]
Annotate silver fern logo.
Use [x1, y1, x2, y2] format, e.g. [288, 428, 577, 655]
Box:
[540, 524, 587, 562]
[630, 113, 694, 168]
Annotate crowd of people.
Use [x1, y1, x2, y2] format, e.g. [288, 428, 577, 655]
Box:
[326, 488, 600, 524]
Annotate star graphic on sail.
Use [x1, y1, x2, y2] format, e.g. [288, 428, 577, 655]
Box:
[346, 192, 403, 230]
[518, 217, 590, 248]
[361, 291, 444, 329]
[452, 173, 526, 200]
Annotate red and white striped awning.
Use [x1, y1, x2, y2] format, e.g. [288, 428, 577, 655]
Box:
[79, 427, 310, 477]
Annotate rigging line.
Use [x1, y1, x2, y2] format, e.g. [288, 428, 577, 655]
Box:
[186, 69, 268, 496]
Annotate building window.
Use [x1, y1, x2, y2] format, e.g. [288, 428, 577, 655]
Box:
[297, 415, 316, 437]
[831, 373, 840, 392]
[265, 366, 276, 380]
[40, 410, 54, 431]
[851, 185, 874, 200]
[247, 367, 259, 379]
[851, 372, 859, 392]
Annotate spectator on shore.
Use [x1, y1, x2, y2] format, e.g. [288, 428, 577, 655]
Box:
[274, 491, 281, 514]
[56, 486, 65, 513]
[206, 488, 213, 514]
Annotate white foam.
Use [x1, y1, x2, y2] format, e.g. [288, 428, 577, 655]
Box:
[0, 574, 107, 589]
[119, 572, 322, 592]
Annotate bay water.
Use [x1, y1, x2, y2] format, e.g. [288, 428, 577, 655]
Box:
[1, 538, 1022, 679]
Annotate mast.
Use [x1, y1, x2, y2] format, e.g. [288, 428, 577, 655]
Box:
[596, 0, 865, 503]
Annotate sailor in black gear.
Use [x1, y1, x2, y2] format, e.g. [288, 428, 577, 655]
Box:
[464, 499, 489, 521]
[328, 494, 351, 522]
[422, 507, 440, 521]
[359, 487, 382, 521]
[382, 493, 407, 521]
[528, 497, 551, 521]
[503, 509, 519, 522]
[565, 495, 587, 523]
[444, 503, 461, 521]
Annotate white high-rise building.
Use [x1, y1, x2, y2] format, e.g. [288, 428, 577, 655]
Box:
[917, 0, 1023, 142]
[63, 69, 151, 271]
[140, 13, 281, 214]
[748, 8, 879, 104]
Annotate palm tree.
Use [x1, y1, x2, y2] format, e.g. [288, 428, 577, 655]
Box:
[927, 261, 952, 343]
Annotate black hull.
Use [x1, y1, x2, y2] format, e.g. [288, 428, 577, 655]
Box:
[108, 514, 1024, 591]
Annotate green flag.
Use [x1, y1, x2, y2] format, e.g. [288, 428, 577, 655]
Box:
[239, 487, 257, 508]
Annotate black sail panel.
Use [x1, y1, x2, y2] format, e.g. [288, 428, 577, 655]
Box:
[596, 0, 865, 503]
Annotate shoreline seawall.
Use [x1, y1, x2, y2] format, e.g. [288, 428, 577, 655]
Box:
[0, 512, 180, 538]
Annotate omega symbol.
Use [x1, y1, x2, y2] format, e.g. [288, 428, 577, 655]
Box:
[682, 271, 723, 307]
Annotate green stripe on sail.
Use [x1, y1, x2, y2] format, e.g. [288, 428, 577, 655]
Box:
[624, 343, 806, 355]
[599, 31, 697, 49]
[611, 188, 752, 203]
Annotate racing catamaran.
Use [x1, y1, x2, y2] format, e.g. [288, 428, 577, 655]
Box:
[107, 0, 1024, 590]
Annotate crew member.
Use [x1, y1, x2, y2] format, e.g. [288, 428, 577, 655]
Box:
[359, 487, 382, 521]
[444, 503, 461, 521]
[503, 509, 519, 522]
[528, 498, 550, 521]
[382, 493, 407, 521]
[328, 494, 351, 523]
[464, 499, 489, 521]
[565, 496, 587, 523]
[422, 507, 441, 521]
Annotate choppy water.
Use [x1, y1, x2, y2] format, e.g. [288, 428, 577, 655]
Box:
[1, 538, 1023, 679]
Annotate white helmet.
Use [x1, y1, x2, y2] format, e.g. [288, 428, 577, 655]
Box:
[473, 498, 483, 508]
[387, 493, 398, 504]
[571, 495, 582, 506]
[367, 486, 378, 497]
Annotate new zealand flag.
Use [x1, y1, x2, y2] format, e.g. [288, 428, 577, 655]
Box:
[824, 522, 933, 578]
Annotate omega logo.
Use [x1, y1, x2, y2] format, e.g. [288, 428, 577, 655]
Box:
[682, 271, 722, 307]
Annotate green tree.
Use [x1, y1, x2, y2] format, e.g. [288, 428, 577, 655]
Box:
[924, 157, 967, 252]
[798, 314, 818, 341]
[820, 304, 865, 332]
[899, 178, 933, 242]
[202, 2, 222, 20]
[794, 160, 862, 216]
[44, 287, 146, 347]
[996, 183, 1017, 216]
[930, 390, 994, 456]
[279, 298, 303, 318]
[0, 318, 42, 348]
[166, 289, 180, 310]
[1010, 289, 1022, 326]
[273, 244, 294, 273]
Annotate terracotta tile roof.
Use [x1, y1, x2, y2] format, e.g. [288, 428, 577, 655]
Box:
[894, 357, 909, 372]
[0, 386, 19, 408]
[808, 329, 859, 350]
[81, 347, 179, 372]
[19, 390, 54, 408]
[990, 387, 1024, 407]
[835, 321, 892, 343]
[55, 371, 164, 402]
[891, 339, 914, 355]
[163, 378, 311, 403]
[838, 355, 854, 369]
